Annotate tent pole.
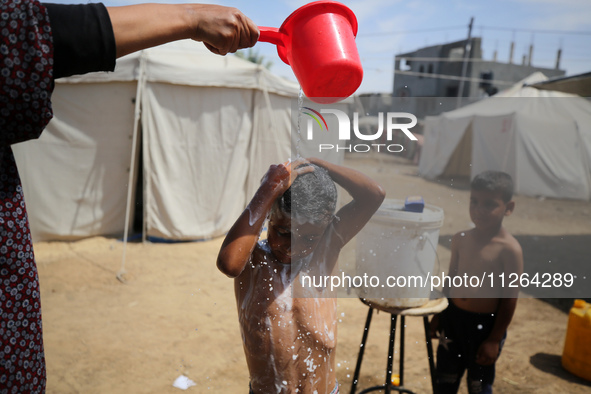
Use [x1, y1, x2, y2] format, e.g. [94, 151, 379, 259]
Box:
[117, 52, 146, 283]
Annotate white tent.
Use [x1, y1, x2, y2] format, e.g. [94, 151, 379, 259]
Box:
[13, 40, 342, 242]
[418, 73, 591, 200]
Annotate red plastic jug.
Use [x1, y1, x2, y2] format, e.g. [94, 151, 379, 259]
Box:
[258, 1, 363, 104]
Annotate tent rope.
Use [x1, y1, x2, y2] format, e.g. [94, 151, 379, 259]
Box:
[117, 52, 147, 283]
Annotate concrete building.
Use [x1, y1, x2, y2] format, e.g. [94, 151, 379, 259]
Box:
[393, 37, 566, 100]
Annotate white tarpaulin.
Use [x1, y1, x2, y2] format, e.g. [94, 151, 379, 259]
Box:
[13, 81, 138, 241]
[13, 40, 343, 241]
[418, 74, 591, 200]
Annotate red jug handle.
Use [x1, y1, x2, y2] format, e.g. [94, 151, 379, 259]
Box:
[258, 26, 284, 46]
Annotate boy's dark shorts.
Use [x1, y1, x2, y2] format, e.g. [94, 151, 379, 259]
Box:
[436, 301, 506, 394]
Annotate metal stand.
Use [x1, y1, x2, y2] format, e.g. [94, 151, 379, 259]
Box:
[350, 300, 442, 394]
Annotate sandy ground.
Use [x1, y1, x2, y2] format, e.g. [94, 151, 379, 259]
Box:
[34, 155, 591, 393]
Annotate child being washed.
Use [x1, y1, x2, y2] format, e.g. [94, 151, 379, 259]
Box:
[216, 158, 385, 393]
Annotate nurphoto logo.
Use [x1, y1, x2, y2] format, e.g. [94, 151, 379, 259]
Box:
[302, 108, 418, 153]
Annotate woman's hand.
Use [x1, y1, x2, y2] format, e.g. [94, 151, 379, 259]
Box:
[189, 4, 259, 55]
[108, 3, 259, 58]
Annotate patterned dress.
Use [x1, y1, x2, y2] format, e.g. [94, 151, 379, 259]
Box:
[1, 0, 54, 391]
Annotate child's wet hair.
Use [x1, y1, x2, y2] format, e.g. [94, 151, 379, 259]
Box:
[471, 171, 514, 203]
[278, 163, 337, 224]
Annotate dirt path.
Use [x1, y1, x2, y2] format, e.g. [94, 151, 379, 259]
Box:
[36, 155, 591, 393]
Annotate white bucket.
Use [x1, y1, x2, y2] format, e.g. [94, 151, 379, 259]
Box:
[356, 199, 444, 309]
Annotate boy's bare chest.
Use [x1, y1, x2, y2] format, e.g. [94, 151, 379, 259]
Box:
[238, 262, 337, 349]
[458, 240, 505, 275]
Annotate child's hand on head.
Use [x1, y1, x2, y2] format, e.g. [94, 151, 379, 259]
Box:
[261, 158, 314, 195]
[286, 158, 315, 184]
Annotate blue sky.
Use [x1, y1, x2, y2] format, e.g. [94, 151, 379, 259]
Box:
[50, 0, 591, 93]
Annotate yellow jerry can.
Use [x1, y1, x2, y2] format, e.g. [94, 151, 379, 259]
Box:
[562, 299, 591, 382]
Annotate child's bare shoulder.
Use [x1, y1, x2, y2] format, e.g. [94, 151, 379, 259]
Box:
[498, 229, 523, 258]
[234, 241, 268, 280]
[251, 240, 274, 265]
[451, 228, 475, 246]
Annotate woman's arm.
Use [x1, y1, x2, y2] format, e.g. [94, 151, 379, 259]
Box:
[107, 3, 259, 58]
[45, 2, 259, 78]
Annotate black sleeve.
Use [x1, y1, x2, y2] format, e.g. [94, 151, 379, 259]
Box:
[44, 2, 116, 79]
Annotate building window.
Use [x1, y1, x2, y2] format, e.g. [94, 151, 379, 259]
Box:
[446, 86, 458, 97]
[419, 64, 424, 78]
[449, 47, 464, 60]
[399, 58, 411, 71]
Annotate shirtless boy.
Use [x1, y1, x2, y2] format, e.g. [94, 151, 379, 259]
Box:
[431, 171, 524, 394]
[217, 157, 385, 394]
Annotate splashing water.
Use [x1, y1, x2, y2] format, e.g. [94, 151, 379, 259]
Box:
[237, 236, 338, 393]
[295, 88, 304, 159]
[246, 205, 265, 227]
